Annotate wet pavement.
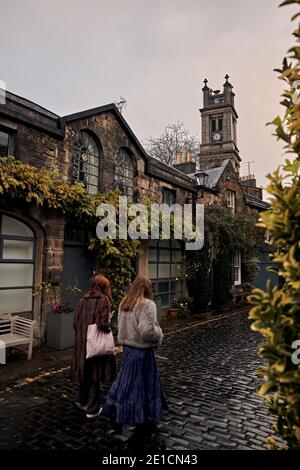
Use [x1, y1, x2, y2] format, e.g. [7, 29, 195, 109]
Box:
[0, 310, 280, 451]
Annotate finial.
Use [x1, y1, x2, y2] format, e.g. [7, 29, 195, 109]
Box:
[225, 74, 229, 82]
[202, 78, 209, 90]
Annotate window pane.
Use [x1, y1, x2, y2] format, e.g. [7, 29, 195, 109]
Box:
[0, 288, 32, 314]
[159, 250, 171, 262]
[171, 280, 181, 292]
[159, 293, 169, 307]
[2, 240, 33, 260]
[0, 264, 34, 288]
[1, 215, 34, 237]
[171, 240, 181, 249]
[148, 249, 157, 262]
[0, 131, 9, 156]
[0, 131, 9, 147]
[172, 250, 182, 262]
[158, 264, 170, 278]
[148, 263, 158, 279]
[88, 184, 97, 195]
[157, 281, 169, 294]
[171, 263, 181, 277]
[158, 240, 170, 249]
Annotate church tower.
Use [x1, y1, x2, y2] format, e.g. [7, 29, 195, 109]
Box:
[199, 75, 241, 173]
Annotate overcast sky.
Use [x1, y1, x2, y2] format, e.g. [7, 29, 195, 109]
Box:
[0, 0, 296, 195]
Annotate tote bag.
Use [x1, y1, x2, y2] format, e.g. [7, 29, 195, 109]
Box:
[86, 324, 115, 359]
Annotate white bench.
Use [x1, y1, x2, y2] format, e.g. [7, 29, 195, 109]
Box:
[0, 314, 37, 361]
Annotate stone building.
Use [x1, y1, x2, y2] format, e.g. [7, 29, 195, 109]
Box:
[0, 77, 268, 343]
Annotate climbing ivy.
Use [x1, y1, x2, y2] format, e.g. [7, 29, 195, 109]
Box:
[187, 205, 264, 311]
[0, 157, 140, 309]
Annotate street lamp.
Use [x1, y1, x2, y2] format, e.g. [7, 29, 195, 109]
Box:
[195, 171, 209, 187]
[195, 171, 209, 197]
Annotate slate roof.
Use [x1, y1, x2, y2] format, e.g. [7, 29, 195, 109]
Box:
[188, 159, 231, 190]
[244, 193, 270, 210]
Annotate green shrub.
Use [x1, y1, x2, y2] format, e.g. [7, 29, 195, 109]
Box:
[248, 0, 300, 450]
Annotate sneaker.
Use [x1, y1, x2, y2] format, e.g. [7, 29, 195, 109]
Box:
[75, 402, 88, 411]
[86, 407, 102, 419]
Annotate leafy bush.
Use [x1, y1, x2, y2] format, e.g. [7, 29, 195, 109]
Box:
[170, 295, 193, 316]
[187, 206, 264, 311]
[248, 0, 300, 450]
[0, 157, 140, 311]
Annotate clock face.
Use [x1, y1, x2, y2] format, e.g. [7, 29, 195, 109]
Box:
[212, 131, 222, 142]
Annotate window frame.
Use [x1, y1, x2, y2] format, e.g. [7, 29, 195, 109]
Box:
[0, 214, 36, 317]
[114, 147, 135, 202]
[148, 240, 183, 308]
[0, 127, 15, 157]
[162, 187, 177, 206]
[226, 190, 236, 213]
[211, 115, 223, 134]
[73, 130, 101, 195]
[233, 251, 242, 286]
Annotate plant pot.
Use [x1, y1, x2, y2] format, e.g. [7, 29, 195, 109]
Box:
[168, 308, 180, 318]
[47, 311, 74, 350]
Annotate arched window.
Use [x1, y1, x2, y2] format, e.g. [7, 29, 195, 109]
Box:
[73, 131, 100, 195]
[0, 214, 35, 316]
[114, 148, 134, 201]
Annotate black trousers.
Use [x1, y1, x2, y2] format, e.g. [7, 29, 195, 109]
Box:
[75, 362, 101, 414]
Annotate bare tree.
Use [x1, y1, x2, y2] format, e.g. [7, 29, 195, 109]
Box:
[143, 121, 200, 166]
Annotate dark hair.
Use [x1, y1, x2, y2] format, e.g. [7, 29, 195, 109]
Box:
[90, 274, 112, 302]
[120, 275, 153, 311]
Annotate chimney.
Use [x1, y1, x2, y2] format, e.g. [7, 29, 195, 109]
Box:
[173, 150, 196, 175]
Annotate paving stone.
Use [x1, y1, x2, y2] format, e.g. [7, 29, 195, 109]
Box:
[0, 312, 283, 451]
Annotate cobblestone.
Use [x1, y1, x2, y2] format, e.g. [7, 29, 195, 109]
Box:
[0, 311, 282, 450]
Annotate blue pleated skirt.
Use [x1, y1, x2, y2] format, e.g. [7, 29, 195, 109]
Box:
[102, 346, 168, 425]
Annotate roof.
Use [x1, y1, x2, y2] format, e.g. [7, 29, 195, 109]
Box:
[63, 103, 149, 162]
[5, 90, 59, 119]
[244, 193, 270, 211]
[188, 159, 231, 190]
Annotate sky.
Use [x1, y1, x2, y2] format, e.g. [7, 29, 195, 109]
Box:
[0, 0, 296, 196]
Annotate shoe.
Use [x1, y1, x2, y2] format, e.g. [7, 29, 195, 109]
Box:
[75, 402, 88, 411]
[86, 407, 102, 419]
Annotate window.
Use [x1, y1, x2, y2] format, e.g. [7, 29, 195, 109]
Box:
[162, 188, 176, 206]
[73, 131, 100, 195]
[211, 116, 223, 133]
[0, 214, 35, 316]
[114, 148, 134, 202]
[0, 130, 13, 156]
[148, 240, 182, 308]
[233, 251, 241, 286]
[226, 190, 235, 213]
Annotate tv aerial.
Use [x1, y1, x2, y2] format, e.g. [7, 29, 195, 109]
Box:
[115, 96, 127, 114]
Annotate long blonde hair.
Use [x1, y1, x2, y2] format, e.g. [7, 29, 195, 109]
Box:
[120, 275, 153, 312]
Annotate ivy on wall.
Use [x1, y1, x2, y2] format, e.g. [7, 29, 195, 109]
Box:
[187, 205, 265, 311]
[0, 157, 140, 309]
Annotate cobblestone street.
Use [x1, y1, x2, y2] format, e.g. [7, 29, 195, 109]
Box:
[0, 311, 278, 451]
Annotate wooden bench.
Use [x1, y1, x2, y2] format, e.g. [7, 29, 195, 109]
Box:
[0, 315, 37, 361]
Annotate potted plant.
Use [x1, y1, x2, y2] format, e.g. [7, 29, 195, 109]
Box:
[169, 295, 193, 318]
[36, 282, 81, 350]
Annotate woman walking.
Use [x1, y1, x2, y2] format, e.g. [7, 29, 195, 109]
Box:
[102, 275, 167, 433]
[71, 274, 117, 419]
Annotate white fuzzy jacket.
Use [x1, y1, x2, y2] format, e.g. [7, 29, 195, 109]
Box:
[117, 299, 163, 349]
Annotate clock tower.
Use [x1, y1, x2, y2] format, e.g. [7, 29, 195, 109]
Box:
[199, 75, 241, 173]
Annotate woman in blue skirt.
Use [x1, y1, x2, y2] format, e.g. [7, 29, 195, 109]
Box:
[102, 275, 167, 433]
